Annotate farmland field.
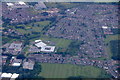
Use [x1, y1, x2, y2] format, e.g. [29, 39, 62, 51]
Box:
[39, 63, 110, 78]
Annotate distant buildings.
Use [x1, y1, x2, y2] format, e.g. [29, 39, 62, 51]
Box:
[9, 42, 22, 52]
[34, 39, 56, 52]
[35, 41, 47, 48]
[23, 59, 35, 70]
[10, 57, 22, 67]
[1, 73, 19, 80]
[8, 41, 23, 55]
[41, 46, 55, 52]
[6, 1, 29, 9]
[102, 26, 113, 34]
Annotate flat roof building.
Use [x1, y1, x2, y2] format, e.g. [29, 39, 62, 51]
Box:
[1, 73, 12, 78]
[35, 39, 42, 43]
[7, 3, 14, 6]
[9, 42, 22, 51]
[10, 73, 19, 80]
[1, 73, 19, 80]
[41, 46, 55, 52]
[35, 42, 47, 48]
[23, 59, 35, 70]
[10, 57, 22, 67]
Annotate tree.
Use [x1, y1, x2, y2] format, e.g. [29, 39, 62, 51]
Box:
[17, 54, 26, 60]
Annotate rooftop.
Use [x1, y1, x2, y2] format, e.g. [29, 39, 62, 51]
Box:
[41, 46, 55, 52]
[35, 41, 47, 48]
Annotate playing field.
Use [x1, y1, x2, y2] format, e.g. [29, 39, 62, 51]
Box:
[39, 63, 107, 78]
[104, 35, 120, 43]
[15, 20, 51, 35]
[40, 36, 72, 48]
[104, 35, 120, 58]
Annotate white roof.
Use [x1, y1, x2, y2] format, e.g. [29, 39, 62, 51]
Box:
[41, 46, 55, 52]
[35, 39, 42, 43]
[102, 26, 108, 29]
[7, 3, 14, 6]
[35, 42, 47, 48]
[12, 57, 15, 59]
[12, 63, 21, 66]
[18, 1, 26, 5]
[11, 73, 19, 78]
[1, 73, 12, 78]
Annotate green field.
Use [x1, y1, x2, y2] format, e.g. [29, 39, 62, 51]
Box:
[41, 37, 71, 48]
[104, 35, 120, 43]
[39, 63, 109, 78]
[104, 35, 120, 58]
[15, 21, 51, 35]
[31, 35, 72, 49]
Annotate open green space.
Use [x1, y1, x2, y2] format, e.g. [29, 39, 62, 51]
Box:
[35, 35, 72, 49]
[104, 35, 120, 58]
[104, 35, 120, 43]
[39, 63, 110, 78]
[110, 40, 120, 60]
[15, 21, 51, 35]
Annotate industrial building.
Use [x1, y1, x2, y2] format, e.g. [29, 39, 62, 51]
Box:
[34, 40, 56, 52]
[23, 59, 35, 70]
[1, 73, 19, 80]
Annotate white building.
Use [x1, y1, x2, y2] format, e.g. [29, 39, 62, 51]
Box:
[1, 73, 19, 80]
[12, 63, 21, 66]
[7, 3, 14, 6]
[34, 40, 56, 52]
[35, 39, 42, 43]
[10, 73, 19, 80]
[41, 46, 55, 52]
[18, 1, 26, 5]
[35, 42, 47, 48]
[102, 26, 108, 29]
[1, 73, 12, 78]
[10, 57, 22, 67]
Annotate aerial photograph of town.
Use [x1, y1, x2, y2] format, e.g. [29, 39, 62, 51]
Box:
[0, 0, 120, 80]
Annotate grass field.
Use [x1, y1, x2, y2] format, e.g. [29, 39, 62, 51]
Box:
[32, 35, 72, 49]
[104, 35, 120, 58]
[104, 35, 120, 43]
[15, 21, 51, 35]
[40, 36, 72, 48]
[39, 63, 107, 78]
